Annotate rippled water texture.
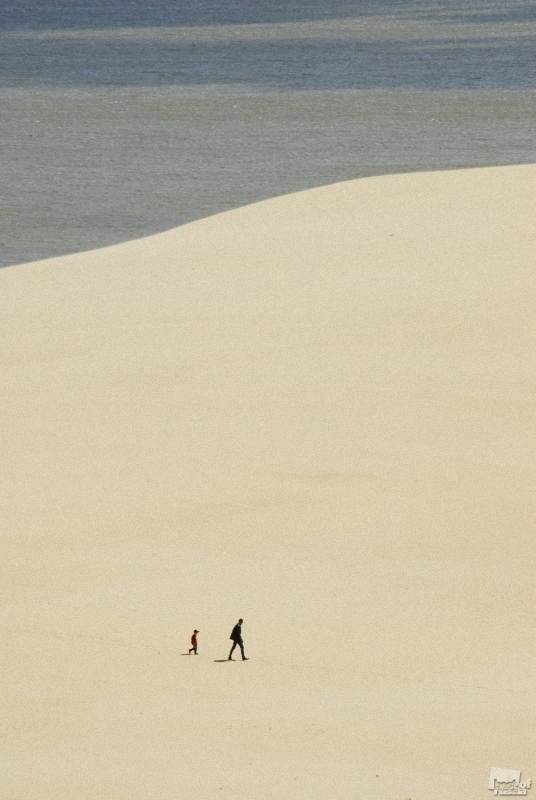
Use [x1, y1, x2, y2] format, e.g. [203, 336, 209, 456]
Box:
[1, 0, 535, 266]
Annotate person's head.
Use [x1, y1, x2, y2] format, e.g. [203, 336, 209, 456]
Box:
[238, 619, 243, 624]
[194, 630, 199, 633]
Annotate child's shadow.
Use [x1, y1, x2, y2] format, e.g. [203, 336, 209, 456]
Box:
[214, 659, 229, 662]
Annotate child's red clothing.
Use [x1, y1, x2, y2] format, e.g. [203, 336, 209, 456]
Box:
[191, 633, 197, 646]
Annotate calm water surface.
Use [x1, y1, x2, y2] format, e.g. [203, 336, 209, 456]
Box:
[1, 0, 535, 266]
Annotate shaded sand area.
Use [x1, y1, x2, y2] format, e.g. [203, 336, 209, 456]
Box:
[1, 165, 535, 799]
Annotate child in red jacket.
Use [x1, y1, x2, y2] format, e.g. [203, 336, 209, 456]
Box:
[189, 630, 199, 655]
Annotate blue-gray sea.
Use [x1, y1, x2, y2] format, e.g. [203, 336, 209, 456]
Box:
[1, 0, 535, 267]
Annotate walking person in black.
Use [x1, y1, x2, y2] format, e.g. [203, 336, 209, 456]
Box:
[229, 618, 248, 660]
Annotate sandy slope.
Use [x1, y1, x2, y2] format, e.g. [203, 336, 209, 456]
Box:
[1, 165, 535, 800]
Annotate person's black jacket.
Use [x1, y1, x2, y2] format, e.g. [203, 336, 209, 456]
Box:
[230, 624, 242, 642]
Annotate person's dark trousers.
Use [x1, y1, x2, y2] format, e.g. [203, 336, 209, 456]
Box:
[229, 640, 245, 660]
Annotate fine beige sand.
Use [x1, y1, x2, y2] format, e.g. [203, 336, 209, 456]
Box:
[1, 165, 535, 800]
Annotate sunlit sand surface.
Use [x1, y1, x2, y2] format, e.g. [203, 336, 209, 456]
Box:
[1, 164, 535, 799]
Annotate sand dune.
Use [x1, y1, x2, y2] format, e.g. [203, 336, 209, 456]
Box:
[1, 165, 535, 799]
